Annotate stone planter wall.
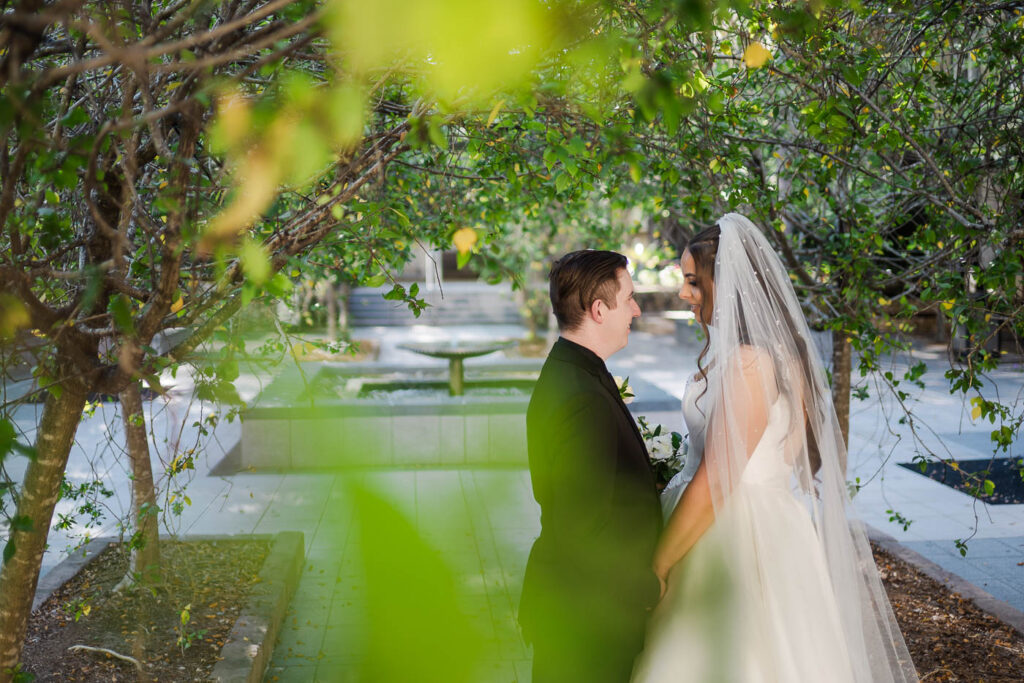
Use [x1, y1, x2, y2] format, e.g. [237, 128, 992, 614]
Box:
[240, 362, 681, 470]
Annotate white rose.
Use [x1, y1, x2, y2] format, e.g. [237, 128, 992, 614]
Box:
[648, 433, 674, 460]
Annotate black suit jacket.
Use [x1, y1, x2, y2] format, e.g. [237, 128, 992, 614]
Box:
[519, 338, 662, 674]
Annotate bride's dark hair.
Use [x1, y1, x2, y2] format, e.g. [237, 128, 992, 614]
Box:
[685, 223, 824, 476]
[685, 225, 720, 384]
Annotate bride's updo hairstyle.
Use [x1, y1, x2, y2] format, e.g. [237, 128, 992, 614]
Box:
[686, 220, 823, 476]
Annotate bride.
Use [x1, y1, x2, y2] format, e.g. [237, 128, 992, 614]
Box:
[632, 214, 918, 682]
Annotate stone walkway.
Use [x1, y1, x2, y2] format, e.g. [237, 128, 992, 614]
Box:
[261, 469, 537, 681]
[6, 320, 1024, 682]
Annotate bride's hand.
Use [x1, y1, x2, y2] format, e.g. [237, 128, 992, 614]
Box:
[654, 566, 669, 601]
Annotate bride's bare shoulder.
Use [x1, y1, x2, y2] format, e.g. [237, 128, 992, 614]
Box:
[735, 344, 773, 371]
[729, 346, 780, 400]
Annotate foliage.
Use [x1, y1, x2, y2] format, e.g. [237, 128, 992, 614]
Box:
[0, 0, 1023, 676]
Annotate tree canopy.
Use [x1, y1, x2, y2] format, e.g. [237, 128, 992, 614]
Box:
[1, 0, 1023, 677]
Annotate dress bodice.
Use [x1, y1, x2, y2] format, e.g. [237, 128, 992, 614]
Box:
[659, 376, 707, 516]
[662, 372, 798, 518]
[681, 375, 707, 463]
[742, 395, 797, 489]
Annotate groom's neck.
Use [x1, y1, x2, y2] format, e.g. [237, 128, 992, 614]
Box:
[561, 328, 612, 361]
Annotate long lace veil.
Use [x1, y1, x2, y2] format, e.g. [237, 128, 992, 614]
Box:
[701, 214, 917, 682]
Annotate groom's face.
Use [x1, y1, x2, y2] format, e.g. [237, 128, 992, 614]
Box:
[601, 268, 641, 354]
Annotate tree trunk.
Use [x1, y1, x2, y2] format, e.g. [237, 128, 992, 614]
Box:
[118, 381, 161, 588]
[0, 383, 86, 681]
[326, 283, 338, 342]
[831, 329, 852, 451]
[337, 282, 351, 342]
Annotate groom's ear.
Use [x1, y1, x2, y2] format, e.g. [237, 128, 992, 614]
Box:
[588, 297, 605, 324]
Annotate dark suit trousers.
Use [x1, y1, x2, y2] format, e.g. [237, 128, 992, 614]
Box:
[528, 607, 647, 683]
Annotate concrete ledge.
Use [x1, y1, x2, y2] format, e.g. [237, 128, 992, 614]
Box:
[209, 531, 305, 682]
[32, 536, 114, 612]
[867, 525, 1024, 637]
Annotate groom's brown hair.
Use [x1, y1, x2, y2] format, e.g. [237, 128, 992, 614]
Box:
[549, 250, 628, 332]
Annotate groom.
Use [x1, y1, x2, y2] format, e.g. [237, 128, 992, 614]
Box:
[519, 250, 663, 682]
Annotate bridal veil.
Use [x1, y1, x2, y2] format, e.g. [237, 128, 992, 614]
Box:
[697, 213, 917, 682]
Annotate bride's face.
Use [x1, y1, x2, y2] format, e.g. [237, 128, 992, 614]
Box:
[678, 249, 712, 324]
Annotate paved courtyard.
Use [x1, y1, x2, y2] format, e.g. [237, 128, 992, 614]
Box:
[6, 319, 1024, 681]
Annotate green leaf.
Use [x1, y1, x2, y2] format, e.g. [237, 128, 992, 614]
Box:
[389, 208, 411, 228]
[3, 539, 15, 564]
[266, 272, 293, 298]
[427, 119, 447, 149]
[240, 282, 257, 308]
[217, 359, 239, 382]
[326, 82, 365, 146]
[195, 379, 243, 405]
[0, 418, 15, 460]
[240, 240, 271, 286]
[108, 294, 135, 335]
[80, 266, 104, 314]
[61, 106, 90, 128]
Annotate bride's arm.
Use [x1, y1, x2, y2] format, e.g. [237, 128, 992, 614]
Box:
[652, 458, 713, 596]
[652, 348, 775, 595]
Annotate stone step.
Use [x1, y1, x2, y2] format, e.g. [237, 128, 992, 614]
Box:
[349, 282, 521, 327]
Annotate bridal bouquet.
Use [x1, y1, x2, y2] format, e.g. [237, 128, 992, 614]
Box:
[616, 376, 687, 486]
[637, 416, 687, 487]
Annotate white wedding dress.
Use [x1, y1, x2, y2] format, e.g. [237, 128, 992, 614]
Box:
[658, 375, 705, 520]
[633, 376, 857, 683]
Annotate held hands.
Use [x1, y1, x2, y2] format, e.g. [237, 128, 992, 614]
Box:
[653, 561, 670, 602]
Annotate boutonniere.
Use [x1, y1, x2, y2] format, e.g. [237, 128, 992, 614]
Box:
[614, 375, 635, 404]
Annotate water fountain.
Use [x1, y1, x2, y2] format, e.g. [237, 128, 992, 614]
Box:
[396, 340, 516, 395]
[237, 345, 680, 470]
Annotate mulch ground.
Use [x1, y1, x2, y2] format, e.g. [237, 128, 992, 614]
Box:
[21, 539, 269, 682]
[18, 539, 1024, 681]
[874, 545, 1024, 681]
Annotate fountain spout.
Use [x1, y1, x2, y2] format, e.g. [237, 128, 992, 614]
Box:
[397, 341, 515, 395]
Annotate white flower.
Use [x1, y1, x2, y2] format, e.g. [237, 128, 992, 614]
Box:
[647, 433, 674, 460]
[614, 375, 635, 404]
